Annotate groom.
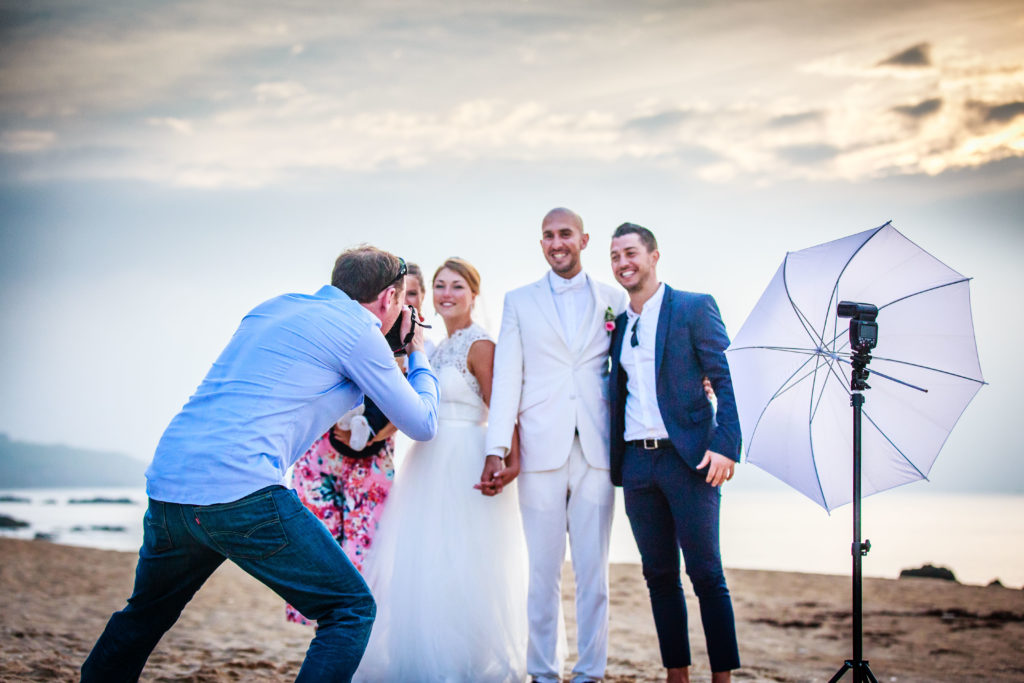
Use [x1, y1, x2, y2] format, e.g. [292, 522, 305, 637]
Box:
[483, 207, 626, 683]
[608, 222, 741, 682]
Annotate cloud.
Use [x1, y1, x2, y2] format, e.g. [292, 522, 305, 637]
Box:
[768, 111, 824, 128]
[775, 143, 841, 165]
[0, 130, 57, 153]
[878, 42, 932, 68]
[1, 0, 1022, 188]
[0, 2, 418, 119]
[672, 144, 722, 166]
[892, 98, 943, 118]
[970, 100, 1024, 124]
[146, 118, 193, 135]
[624, 109, 692, 133]
[253, 81, 308, 102]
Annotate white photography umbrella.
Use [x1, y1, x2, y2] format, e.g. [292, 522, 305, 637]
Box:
[726, 221, 986, 681]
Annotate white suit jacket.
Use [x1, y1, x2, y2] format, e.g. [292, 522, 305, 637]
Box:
[486, 273, 627, 472]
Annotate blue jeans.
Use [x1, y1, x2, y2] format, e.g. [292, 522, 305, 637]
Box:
[81, 485, 375, 683]
[622, 444, 740, 672]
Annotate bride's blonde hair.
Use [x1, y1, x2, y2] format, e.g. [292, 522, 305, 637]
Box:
[432, 257, 481, 295]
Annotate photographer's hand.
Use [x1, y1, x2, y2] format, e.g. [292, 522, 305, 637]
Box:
[407, 306, 426, 355]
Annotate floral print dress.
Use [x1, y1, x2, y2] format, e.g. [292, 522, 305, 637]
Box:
[285, 428, 396, 625]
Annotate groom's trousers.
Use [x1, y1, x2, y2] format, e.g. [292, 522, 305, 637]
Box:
[621, 442, 740, 672]
[81, 485, 375, 683]
[517, 436, 614, 682]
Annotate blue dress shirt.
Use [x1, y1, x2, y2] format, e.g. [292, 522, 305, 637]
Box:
[146, 285, 439, 504]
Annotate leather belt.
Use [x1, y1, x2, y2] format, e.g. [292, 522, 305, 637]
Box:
[626, 438, 670, 450]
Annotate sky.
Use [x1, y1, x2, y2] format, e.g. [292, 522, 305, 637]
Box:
[1, 0, 1022, 496]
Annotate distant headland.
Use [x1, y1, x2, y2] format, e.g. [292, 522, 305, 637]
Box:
[0, 433, 147, 488]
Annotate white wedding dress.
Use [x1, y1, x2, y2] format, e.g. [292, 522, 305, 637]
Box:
[356, 323, 528, 683]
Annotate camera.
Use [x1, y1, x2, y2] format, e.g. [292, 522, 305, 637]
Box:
[384, 305, 430, 356]
[837, 301, 878, 352]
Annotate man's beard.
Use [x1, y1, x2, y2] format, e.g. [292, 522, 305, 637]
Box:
[550, 256, 579, 276]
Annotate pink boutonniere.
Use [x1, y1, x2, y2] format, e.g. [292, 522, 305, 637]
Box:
[604, 306, 616, 335]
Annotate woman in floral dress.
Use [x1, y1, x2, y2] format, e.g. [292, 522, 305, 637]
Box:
[284, 264, 428, 625]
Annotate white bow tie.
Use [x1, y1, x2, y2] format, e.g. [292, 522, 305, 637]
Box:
[551, 276, 587, 295]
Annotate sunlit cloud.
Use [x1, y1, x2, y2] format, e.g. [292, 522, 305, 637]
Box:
[0, 0, 1021, 188]
[802, 42, 940, 81]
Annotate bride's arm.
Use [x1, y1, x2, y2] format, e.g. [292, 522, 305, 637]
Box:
[468, 338, 510, 495]
[469, 338, 521, 491]
[467, 338, 496, 407]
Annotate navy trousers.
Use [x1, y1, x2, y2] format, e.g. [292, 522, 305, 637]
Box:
[621, 442, 740, 672]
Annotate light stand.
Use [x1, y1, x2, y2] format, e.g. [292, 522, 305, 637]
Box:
[829, 302, 880, 683]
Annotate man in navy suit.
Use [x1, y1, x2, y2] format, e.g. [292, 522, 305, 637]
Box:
[607, 223, 741, 683]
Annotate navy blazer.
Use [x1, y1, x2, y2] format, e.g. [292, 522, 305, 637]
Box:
[609, 285, 742, 486]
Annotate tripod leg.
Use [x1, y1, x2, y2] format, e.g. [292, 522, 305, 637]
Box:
[828, 660, 853, 682]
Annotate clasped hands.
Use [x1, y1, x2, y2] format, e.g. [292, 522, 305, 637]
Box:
[475, 455, 520, 496]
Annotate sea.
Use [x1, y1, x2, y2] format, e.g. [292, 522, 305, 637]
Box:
[3, 485, 1022, 588]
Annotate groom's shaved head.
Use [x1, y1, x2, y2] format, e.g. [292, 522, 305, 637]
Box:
[540, 206, 589, 279]
[542, 207, 583, 233]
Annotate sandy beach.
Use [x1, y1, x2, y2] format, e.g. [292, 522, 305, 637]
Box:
[1, 537, 1021, 682]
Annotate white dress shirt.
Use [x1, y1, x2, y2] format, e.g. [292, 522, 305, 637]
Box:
[549, 270, 591, 347]
[620, 283, 670, 441]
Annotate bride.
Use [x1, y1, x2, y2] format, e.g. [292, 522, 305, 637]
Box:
[356, 257, 528, 682]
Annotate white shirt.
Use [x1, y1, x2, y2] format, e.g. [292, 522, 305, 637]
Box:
[548, 270, 591, 347]
[620, 283, 670, 441]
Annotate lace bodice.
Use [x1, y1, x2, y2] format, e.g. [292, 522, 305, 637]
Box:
[428, 323, 492, 423]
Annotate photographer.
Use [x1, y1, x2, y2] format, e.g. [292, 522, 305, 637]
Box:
[82, 246, 439, 683]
